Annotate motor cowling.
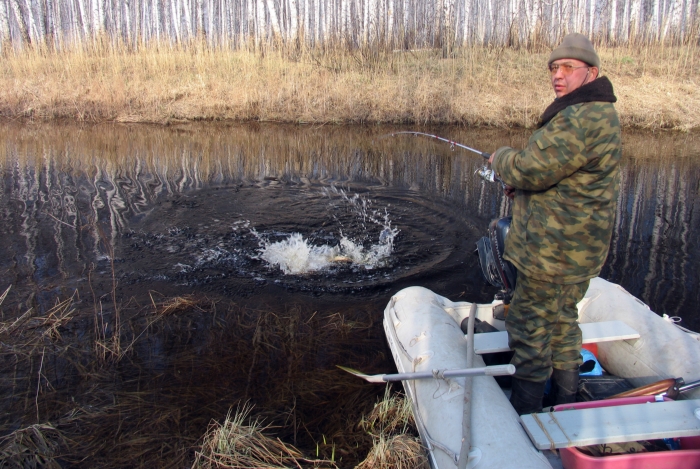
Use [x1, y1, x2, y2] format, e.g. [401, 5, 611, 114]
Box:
[476, 216, 517, 304]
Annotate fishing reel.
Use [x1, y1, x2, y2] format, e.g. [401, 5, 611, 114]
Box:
[476, 165, 498, 183]
[476, 164, 510, 192]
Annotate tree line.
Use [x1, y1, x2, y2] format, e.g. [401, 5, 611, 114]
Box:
[1, 0, 698, 52]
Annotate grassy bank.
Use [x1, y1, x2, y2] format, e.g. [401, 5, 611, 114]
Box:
[0, 43, 698, 130]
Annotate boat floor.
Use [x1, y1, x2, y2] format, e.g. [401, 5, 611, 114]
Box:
[543, 450, 564, 469]
[498, 380, 569, 468]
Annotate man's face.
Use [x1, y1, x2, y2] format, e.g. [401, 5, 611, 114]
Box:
[549, 58, 595, 98]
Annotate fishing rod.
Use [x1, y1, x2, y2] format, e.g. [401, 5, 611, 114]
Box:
[386, 131, 503, 187]
[388, 131, 491, 160]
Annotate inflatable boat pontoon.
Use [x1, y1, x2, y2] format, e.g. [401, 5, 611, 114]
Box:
[383, 277, 700, 469]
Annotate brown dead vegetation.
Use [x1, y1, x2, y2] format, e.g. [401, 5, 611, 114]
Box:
[0, 287, 387, 468]
[355, 387, 428, 469]
[0, 43, 697, 130]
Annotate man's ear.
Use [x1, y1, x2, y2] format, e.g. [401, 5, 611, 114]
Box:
[589, 66, 599, 80]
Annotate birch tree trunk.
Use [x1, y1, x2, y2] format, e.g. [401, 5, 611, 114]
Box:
[76, 0, 90, 41]
[44, 0, 55, 49]
[170, 0, 180, 43]
[314, 0, 321, 45]
[621, 0, 629, 42]
[0, 0, 11, 48]
[302, 0, 309, 43]
[23, 0, 38, 43]
[10, 0, 30, 46]
[266, 0, 281, 38]
[205, 0, 212, 45]
[256, 0, 265, 46]
[91, 0, 101, 36]
[650, 0, 660, 41]
[608, 0, 618, 44]
[661, 0, 678, 42]
[2, 0, 700, 51]
[196, 0, 204, 39]
[683, 0, 693, 41]
[290, 0, 298, 41]
[465, 0, 474, 45]
[123, 0, 132, 45]
[629, 0, 641, 42]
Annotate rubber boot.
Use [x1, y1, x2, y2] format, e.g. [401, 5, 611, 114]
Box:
[551, 368, 579, 405]
[510, 378, 547, 415]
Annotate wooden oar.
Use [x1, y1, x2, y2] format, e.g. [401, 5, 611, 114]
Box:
[606, 378, 679, 399]
[337, 364, 515, 384]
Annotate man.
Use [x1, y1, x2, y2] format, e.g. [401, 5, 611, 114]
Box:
[488, 33, 621, 415]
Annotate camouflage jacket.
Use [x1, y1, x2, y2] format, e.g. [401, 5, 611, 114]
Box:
[492, 95, 621, 284]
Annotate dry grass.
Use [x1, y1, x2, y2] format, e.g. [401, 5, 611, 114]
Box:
[0, 292, 76, 345]
[0, 423, 67, 469]
[355, 434, 428, 469]
[192, 403, 336, 469]
[0, 43, 697, 130]
[150, 292, 207, 318]
[359, 386, 415, 437]
[0, 289, 385, 468]
[355, 387, 428, 469]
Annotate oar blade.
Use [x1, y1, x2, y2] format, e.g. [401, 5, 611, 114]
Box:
[336, 365, 386, 384]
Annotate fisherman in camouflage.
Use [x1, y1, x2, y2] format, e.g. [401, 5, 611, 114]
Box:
[488, 33, 621, 415]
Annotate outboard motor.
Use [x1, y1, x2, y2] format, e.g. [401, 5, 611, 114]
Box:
[476, 216, 517, 304]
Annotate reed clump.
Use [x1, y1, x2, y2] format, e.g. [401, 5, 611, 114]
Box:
[0, 43, 697, 130]
[192, 403, 337, 469]
[356, 387, 428, 469]
[0, 423, 67, 469]
[0, 287, 386, 468]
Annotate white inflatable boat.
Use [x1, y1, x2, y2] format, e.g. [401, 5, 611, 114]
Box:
[383, 277, 700, 469]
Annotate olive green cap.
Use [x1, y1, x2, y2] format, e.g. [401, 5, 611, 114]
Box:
[548, 33, 600, 68]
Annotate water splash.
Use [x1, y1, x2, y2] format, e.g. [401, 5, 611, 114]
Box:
[253, 189, 399, 275]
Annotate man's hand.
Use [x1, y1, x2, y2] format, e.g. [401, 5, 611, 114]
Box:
[504, 185, 515, 199]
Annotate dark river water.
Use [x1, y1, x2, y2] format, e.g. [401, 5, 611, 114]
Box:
[0, 123, 698, 467]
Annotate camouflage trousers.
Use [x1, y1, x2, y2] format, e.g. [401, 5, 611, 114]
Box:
[506, 273, 590, 383]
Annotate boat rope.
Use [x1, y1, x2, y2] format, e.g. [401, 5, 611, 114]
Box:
[532, 413, 557, 451]
[387, 303, 416, 363]
[385, 301, 460, 465]
[548, 411, 572, 448]
[408, 377, 460, 465]
[664, 314, 700, 337]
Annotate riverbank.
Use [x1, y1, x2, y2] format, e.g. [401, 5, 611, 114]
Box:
[0, 44, 698, 130]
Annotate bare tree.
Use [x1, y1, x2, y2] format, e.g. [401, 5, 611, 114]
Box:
[0, 0, 11, 49]
[2, 0, 699, 51]
[10, 0, 30, 46]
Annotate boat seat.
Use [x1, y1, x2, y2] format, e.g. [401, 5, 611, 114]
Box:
[473, 320, 640, 355]
[520, 399, 700, 450]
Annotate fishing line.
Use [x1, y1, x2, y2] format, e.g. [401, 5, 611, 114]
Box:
[387, 131, 491, 159]
[382, 131, 505, 188]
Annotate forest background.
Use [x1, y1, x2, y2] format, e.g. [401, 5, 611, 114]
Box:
[0, 0, 698, 129]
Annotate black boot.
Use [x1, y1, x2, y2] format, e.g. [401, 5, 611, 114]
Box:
[551, 368, 579, 405]
[510, 378, 547, 415]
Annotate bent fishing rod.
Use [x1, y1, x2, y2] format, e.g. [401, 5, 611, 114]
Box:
[388, 131, 491, 160]
[386, 131, 503, 186]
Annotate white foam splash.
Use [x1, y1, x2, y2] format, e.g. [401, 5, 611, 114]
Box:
[258, 233, 339, 274]
[252, 190, 399, 275]
[257, 229, 397, 275]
